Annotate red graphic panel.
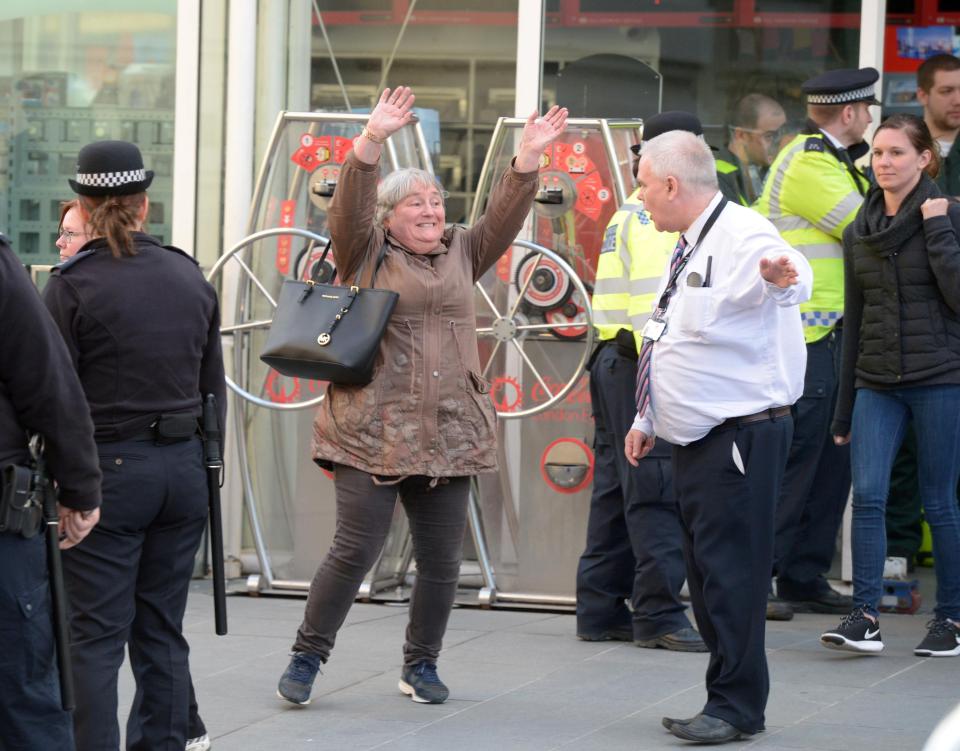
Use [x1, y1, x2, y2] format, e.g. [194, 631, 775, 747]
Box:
[290, 133, 353, 173]
[276, 199, 297, 274]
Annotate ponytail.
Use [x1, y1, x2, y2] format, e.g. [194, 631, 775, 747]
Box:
[78, 192, 147, 258]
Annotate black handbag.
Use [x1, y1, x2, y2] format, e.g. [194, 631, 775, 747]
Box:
[260, 240, 398, 385]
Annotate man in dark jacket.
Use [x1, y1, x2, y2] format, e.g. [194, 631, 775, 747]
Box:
[918, 53, 960, 197]
[716, 93, 786, 206]
[0, 236, 101, 750]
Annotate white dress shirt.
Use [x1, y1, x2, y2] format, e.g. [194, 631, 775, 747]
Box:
[632, 191, 812, 445]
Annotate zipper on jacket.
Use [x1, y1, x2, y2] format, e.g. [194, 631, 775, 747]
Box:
[403, 318, 416, 393]
[449, 320, 469, 389]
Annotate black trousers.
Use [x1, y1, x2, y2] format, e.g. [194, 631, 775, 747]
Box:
[294, 466, 469, 666]
[673, 414, 793, 734]
[0, 533, 74, 750]
[774, 331, 850, 598]
[576, 343, 690, 640]
[64, 436, 208, 751]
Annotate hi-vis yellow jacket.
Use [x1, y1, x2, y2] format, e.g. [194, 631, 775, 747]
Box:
[755, 128, 869, 343]
[592, 188, 678, 352]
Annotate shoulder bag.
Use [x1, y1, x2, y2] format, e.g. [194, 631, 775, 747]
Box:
[260, 240, 398, 385]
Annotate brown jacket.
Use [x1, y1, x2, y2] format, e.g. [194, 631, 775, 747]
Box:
[312, 151, 538, 476]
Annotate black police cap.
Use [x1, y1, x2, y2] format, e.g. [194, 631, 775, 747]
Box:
[801, 67, 880, 106]
[68, 140, 154, 197]
[630, 111, 711, 156]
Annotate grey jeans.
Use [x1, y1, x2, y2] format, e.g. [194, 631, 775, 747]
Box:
[292, 465, 470, 666]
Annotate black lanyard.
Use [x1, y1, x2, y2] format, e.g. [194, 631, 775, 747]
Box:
[653, 197, 728, 318]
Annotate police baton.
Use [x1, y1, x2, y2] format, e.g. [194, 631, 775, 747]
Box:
[32, 440, 75, 711]
[202, 395, 227, 635]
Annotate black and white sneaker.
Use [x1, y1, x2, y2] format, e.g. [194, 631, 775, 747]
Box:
[914, 617, 960, 657]
[820, 606, 884, 653]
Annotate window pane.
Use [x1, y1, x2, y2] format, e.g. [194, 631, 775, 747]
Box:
[546, 4, 861, 151]
[0, 8, 177, 265]
[309, 2, 518, 220]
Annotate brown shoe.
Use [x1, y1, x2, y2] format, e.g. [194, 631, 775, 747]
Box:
[766, 595, 794, 621]
[636, 627, 708, 653]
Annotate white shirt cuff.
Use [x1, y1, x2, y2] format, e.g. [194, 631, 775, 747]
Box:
[631, 412, 652, 435]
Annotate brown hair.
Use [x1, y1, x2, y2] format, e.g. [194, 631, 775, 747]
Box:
[77, 193, 147, 258]
[917, 54, 960, 93]
[58, 199, 80, 230]
[874, 113, 940, 179]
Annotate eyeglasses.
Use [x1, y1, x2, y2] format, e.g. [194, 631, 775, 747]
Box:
[735, 126, 787, 144]
[58, 230, 86, 242]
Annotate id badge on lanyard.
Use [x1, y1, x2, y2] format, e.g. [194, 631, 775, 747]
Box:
[641, 198, 727, 344]
[641, 317, 667, 342]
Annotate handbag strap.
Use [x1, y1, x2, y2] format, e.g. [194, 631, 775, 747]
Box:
[312, 239, 390, 288]
[307, 240, 391, 348]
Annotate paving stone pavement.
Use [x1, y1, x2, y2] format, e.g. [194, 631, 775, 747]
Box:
[113, 580, 957, 750]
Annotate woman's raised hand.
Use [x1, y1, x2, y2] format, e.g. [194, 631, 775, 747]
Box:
[365, 86, 416, 141]
[515, 105, 569, 172]
[921, 197, 949, 219]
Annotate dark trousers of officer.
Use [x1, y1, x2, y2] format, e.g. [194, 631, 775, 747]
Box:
[674, 414, 793, 734]
[64, 436, 208, 751]
[0, 533, 74, 750]
[576, 343, 691, 640]
[774, 329, 850, 599]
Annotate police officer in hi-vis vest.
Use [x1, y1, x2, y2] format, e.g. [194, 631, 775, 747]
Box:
[575, 112, 709, 652]
[755, 68, 876, 617]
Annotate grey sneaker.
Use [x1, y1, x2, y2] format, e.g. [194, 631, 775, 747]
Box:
[277, 651, 322, 705]
[185, 734, 211, 751]
[398, 661, 449, 704]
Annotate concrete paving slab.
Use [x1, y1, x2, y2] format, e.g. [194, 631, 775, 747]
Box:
[108, 584, 958, 751]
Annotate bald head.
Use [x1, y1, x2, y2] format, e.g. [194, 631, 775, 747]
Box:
[730, 93, 787, 167]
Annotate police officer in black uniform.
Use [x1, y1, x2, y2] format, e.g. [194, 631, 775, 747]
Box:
[43, 140, 226, 751]
[0, 235, 101, 750]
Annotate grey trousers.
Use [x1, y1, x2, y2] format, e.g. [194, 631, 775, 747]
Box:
[292, 465, 469, 666]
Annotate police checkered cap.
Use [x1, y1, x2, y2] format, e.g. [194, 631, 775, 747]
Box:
[806, 85, 877, 105]
[68, 140, 154, 196]
[802, 67, 880, 106]
[74, 169, 147, 188]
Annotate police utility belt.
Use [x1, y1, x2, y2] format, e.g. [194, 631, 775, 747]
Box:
[0, 459, 43, 538]
[127, 413, 200, 444]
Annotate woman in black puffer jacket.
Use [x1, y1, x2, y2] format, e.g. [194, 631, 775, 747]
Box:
[824, 114, 960, 658]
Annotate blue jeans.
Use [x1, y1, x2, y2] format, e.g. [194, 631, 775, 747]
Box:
[850, 385, 960, 620]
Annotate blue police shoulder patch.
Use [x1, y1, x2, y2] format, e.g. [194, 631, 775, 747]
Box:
[804, 137, 825, 153]
[600, 224, 617, 253]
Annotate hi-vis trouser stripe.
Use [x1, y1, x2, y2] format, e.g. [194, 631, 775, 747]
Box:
[801, 310, 841, 327]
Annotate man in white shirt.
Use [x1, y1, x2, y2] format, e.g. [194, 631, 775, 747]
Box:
[625, 130, 812, 744]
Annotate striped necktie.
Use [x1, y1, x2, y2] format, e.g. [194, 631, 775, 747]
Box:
[635, 234, 687, 419]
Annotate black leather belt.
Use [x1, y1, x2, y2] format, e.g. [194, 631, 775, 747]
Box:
[715, 405, 791, 432]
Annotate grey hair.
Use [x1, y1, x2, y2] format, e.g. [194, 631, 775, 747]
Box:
[641, 131, 718, 194]
[375, 168, 447, 225]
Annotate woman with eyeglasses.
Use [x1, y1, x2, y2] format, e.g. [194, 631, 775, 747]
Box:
[55, 199, 90, 263]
